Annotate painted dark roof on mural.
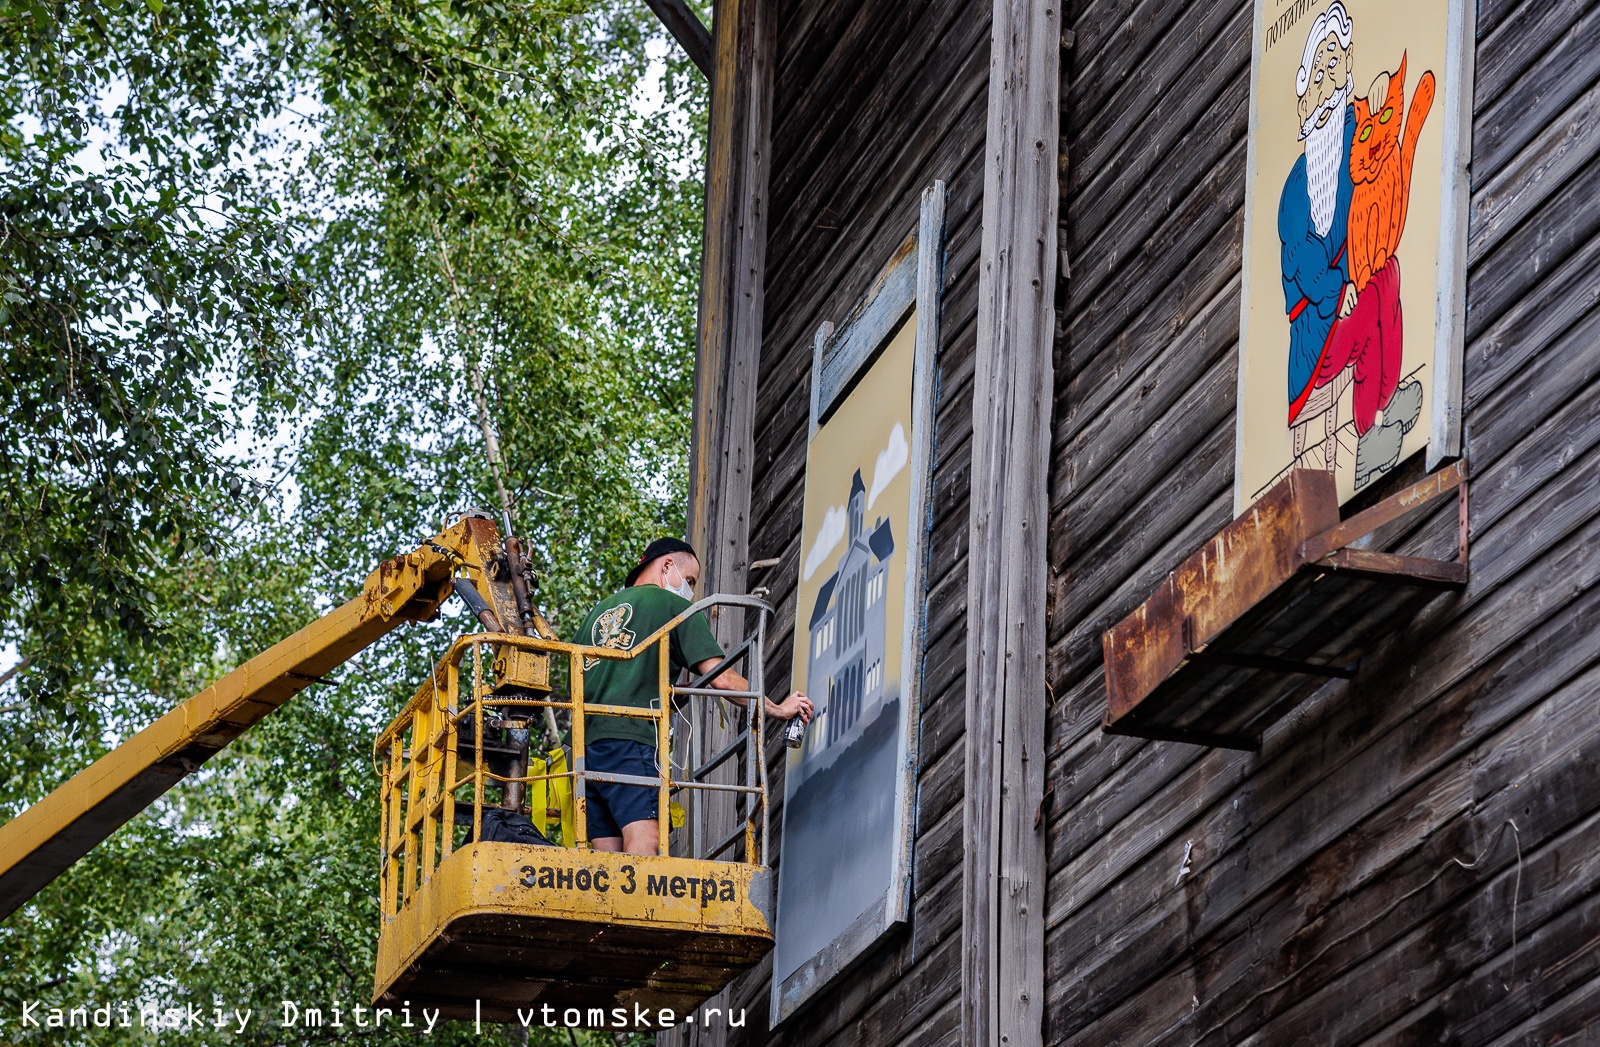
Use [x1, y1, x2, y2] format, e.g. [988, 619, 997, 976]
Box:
[809, 574, 838, 628]
[809, 518, 897, 629]
[850, 469, 865, 498]
[869, 518, 894, 561]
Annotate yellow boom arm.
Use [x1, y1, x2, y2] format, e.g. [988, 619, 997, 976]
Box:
[0, 514, 528, 921]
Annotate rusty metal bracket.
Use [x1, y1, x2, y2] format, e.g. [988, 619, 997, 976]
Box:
[1300, 459, 1469, 566]
[1101, 461, 1472, 749]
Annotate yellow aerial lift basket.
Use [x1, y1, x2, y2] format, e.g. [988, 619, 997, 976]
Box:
[371, 595, 777, 1028]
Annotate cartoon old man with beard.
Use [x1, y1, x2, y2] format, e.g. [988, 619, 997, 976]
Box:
[1280, 2, 1357, 476]
[1280, 1, 1425, 488]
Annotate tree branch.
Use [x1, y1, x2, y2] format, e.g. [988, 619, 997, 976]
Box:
[0, 656, 32, 691]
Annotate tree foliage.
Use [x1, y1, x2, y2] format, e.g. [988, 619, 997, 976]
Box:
[0, 0, 313, 709]
[0, 0, 706, 1042]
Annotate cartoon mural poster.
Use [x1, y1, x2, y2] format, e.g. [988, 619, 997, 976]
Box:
[1235, 0, 1472, 510]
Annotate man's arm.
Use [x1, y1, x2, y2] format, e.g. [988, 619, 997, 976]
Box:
[694, 658, 814, 723]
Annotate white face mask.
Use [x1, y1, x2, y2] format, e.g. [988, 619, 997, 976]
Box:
[663, 560, 695, 601]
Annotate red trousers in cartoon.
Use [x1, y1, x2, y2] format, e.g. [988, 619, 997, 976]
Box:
[1312, 256, 1403, 435]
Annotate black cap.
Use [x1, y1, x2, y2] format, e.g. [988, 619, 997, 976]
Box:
[625, 537, 698, 587]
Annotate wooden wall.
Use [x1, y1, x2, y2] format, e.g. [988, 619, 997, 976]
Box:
[718, 0, 992, 1041]
[1044, 0, 1600, 1043]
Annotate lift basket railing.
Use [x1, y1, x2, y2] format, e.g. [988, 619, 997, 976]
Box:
[373, 594, 773, 920]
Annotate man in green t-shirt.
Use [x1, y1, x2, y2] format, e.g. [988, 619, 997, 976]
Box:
[574, 537, 813, 855]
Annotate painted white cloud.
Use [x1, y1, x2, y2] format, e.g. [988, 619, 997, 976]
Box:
[867, 422, 909, 510]
[802, 503, 848, 582]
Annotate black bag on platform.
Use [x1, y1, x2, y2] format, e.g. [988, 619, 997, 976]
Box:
[473, 807, 553, 846]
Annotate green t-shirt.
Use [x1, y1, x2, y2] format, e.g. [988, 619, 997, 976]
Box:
[574, 585, 724, 748]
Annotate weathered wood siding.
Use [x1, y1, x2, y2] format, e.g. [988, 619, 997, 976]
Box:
[1045, 0, 1600, 1043]
[720, 0, 992, 1041]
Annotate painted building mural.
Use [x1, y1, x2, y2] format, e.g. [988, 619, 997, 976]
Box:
[772, 308, 924, 1021]
[804, 468, 894, 760]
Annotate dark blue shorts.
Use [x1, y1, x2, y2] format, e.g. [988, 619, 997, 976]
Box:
[585, 738, 661, 839]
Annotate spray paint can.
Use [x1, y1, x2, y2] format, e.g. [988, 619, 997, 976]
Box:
[783, 717, 807, 749]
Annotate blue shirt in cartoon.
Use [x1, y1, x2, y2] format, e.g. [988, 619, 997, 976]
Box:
[1279, 105, 1355, 421]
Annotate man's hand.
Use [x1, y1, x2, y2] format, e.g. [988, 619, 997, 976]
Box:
[1339, 282, 1358, 318]
[765, 691, 814, 724]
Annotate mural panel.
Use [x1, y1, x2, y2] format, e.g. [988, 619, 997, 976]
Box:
[1235, 0, 1473, 509]
[770, 184, 943, 1025]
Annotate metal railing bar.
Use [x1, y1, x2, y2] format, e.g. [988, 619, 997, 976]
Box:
[669, 780, 763, 796]
[580, 769, 666, 789]
[684, 634, 755, 690]
[569, 768, 764, 796]
[691, 735, 747, 782]
[702, 819, 749, 862]
[671, 687, 761, 699]
[451, 769, 572, 790]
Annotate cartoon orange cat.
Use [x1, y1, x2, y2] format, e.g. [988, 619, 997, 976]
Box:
[1315, 53, 1435, 488]
[1348, 53, 1435, 293]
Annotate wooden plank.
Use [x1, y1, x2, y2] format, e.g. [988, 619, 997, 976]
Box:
[899, 997, 961, 1047]
[1043, 441, 1600, 928]
[1048, 350, 1239, 573]
[1474, 0, 1550, 40]
[1055, 196, 1243, 420]
[1063, 2, 1249, 273]
[1059, 704, 1600, 1045]
[1475, 0, 1585, 103]
[1479, 966, 1600, 1047]
[762, 45, 989, 372]
[919, 665, 968, 773]
[1063, 0, 1222, 160]
[1471, 0, 1600, 175]
[963, 0, 1057, 1043]
[750, 142, 983, 515]
[769, 0, 919, 150]
[761, 72, 989, 407]
[1469, 74, 1600, 260]
[1466, 173, 1600, 353]
[914, 721, 967, 836]
[1049, 652, 1595, 1043]
[680, 1, 772, 1042]
[1207, 733, 1600, 1047]
[1047, 268, 1239, 504]
[770, 0, 966, 210]
[688, 0, 773, 599]
[1047, 426, 1235, 665]
[811, 228, 917, 430]
[1049, 39, 1600, 704]
[727, 1, 989, 1037]
[1045, 349, 1600, 870]
[820, 932, 962, 1047]
[645, 0, 714, 78]
[1041, 3, 1600, 1040]
[1052, 414, 1600, 900]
